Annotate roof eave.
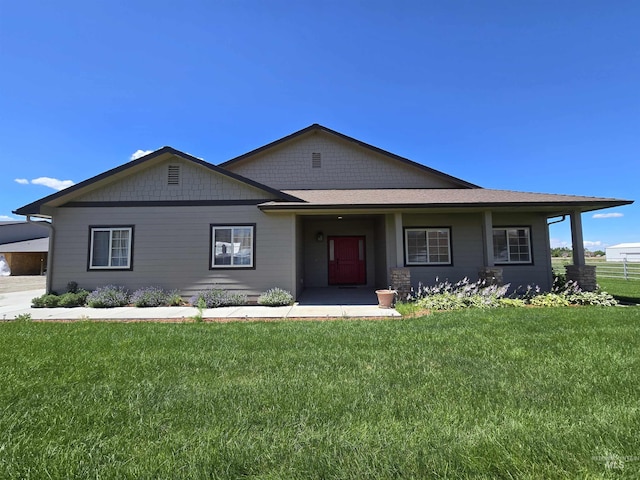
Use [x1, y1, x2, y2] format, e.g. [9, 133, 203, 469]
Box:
[259, 199, 633, 213]
[13, 147, 303, 215]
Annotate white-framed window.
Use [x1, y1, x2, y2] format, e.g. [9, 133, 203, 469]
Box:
[404, 227, 452, 265]
[210, 224, 255, 269]
[493, 227, 531, 264]
[89, 226, 133, 270]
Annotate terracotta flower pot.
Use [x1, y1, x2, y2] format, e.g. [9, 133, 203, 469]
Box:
[375, 289, 397, 308]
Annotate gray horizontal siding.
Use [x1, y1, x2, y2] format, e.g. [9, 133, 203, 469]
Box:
[402, 212, 553, 291]
[50, 206, 294, 299]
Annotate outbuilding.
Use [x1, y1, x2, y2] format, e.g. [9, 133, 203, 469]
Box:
[606, 243, 640, 262]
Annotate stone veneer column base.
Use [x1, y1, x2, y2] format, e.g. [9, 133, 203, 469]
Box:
[478, 267, 504, 285]
[390, 267, 411, 301]
[565, 265, 597, 291]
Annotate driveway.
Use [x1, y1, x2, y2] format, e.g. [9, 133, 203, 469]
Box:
[0, 275, 46, 294]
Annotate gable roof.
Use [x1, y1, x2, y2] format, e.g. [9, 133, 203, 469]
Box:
[219, 124, 480, 189]
[258, 188, 633, 215]
[14, 147, 302, 216]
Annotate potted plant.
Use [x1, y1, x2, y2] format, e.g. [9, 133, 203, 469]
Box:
[375, 288, 397, 308]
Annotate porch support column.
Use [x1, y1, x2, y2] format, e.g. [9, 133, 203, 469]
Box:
[570, 210, 586, 266]
[391, 212, 411, 299]
[566, 210, 597, 291]
[479, 210, 503, 285]
[482, 211, 494, 267]
[394, 212, 403, 267]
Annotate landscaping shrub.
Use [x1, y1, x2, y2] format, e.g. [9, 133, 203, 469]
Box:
[31, 293, 60, 308]
[86, 285, 130, 308]
[257, 288, 294, 306]
[189, 289, 248, 308]
[167, 291, 184, 306]
[409, 277, 510, 311]
[529, 293, 571, 307]
[566, 290, 617, 306]
[131, 286, 171, 307]
[405, 276, 618, 312]
[57, 290, 89, 307]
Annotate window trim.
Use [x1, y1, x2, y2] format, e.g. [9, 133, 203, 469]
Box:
[492, 226, 533, 265]
[209, 224, 256, 270]
[88, 225, 134, 271]
[403, 226, 453, 266]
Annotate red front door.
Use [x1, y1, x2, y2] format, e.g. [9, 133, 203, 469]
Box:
[328, 236, 366, 285]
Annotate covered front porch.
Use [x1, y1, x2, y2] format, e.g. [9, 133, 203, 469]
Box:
[288, 207, 603, 302]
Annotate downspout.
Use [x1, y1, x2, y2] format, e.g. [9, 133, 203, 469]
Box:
[547, 215, 567, 226]
[26, 215, 54, 293]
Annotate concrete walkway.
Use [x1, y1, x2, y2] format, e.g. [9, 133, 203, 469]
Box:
[0, 287, 400, 321]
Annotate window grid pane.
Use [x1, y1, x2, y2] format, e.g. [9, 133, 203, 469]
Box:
[90, 228, 131, 269]
[212, 226, 254, 268]
[494, 228, 530, 263]
[406, 228, 450, 265]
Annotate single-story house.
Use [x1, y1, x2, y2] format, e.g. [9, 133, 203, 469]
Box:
[13, 124, 633, 299]
[0, 221, 49, 275]
[606, 243, 640, 262]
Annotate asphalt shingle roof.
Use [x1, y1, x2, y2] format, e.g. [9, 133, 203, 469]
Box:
[258, 189, 631, 213]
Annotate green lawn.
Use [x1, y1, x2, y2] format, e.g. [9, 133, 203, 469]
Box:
[2, 309, 640, 478]
[598, 277, 640, 304]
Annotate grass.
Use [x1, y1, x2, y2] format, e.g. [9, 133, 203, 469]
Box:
[598, 277, 640, 304]
[1, 308, 640, 478]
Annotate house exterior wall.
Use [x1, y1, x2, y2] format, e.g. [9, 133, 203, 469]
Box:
[224, 133, 461, 189]
[49, 205, 295, 299]
[401, 212, 553, 291]
[76, 157, 275, 203]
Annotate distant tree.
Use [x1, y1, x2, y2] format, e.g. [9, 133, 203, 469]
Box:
[593, 250, 606, 257]
[551, 247, 572, 258]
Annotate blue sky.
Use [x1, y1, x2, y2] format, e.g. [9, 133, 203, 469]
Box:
[1, 0, 637, 249]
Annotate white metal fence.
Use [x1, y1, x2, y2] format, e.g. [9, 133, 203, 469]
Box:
[552, 258, 640, 281]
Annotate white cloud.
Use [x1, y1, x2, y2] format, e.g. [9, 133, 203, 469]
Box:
[584, 240, 603, 249]
[550, 238, 570, 249]
[130, 149, 153, 161]
[31, 177, 75, 191]
[593, 212, 624, 219]
[14, 177, 75, 191]
[0, 215, 17, 221]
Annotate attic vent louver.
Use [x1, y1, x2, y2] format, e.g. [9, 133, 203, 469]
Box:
[312, 152, 321, 168]
[168, 165, 180, 185]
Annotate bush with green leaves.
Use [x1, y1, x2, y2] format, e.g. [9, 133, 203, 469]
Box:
[57, 290, 89, 307]
[410, 277, 510, 311]
[86, 285, 130, 308]
[257, 288, 294, 306]
[529, 293, 571, 307]
[189, 289, 248, 308]
[405, 276, 617, 312]
[31, 293, 61, 308]
[567, 290, 617, 306]
[130, 286, 179, 307]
